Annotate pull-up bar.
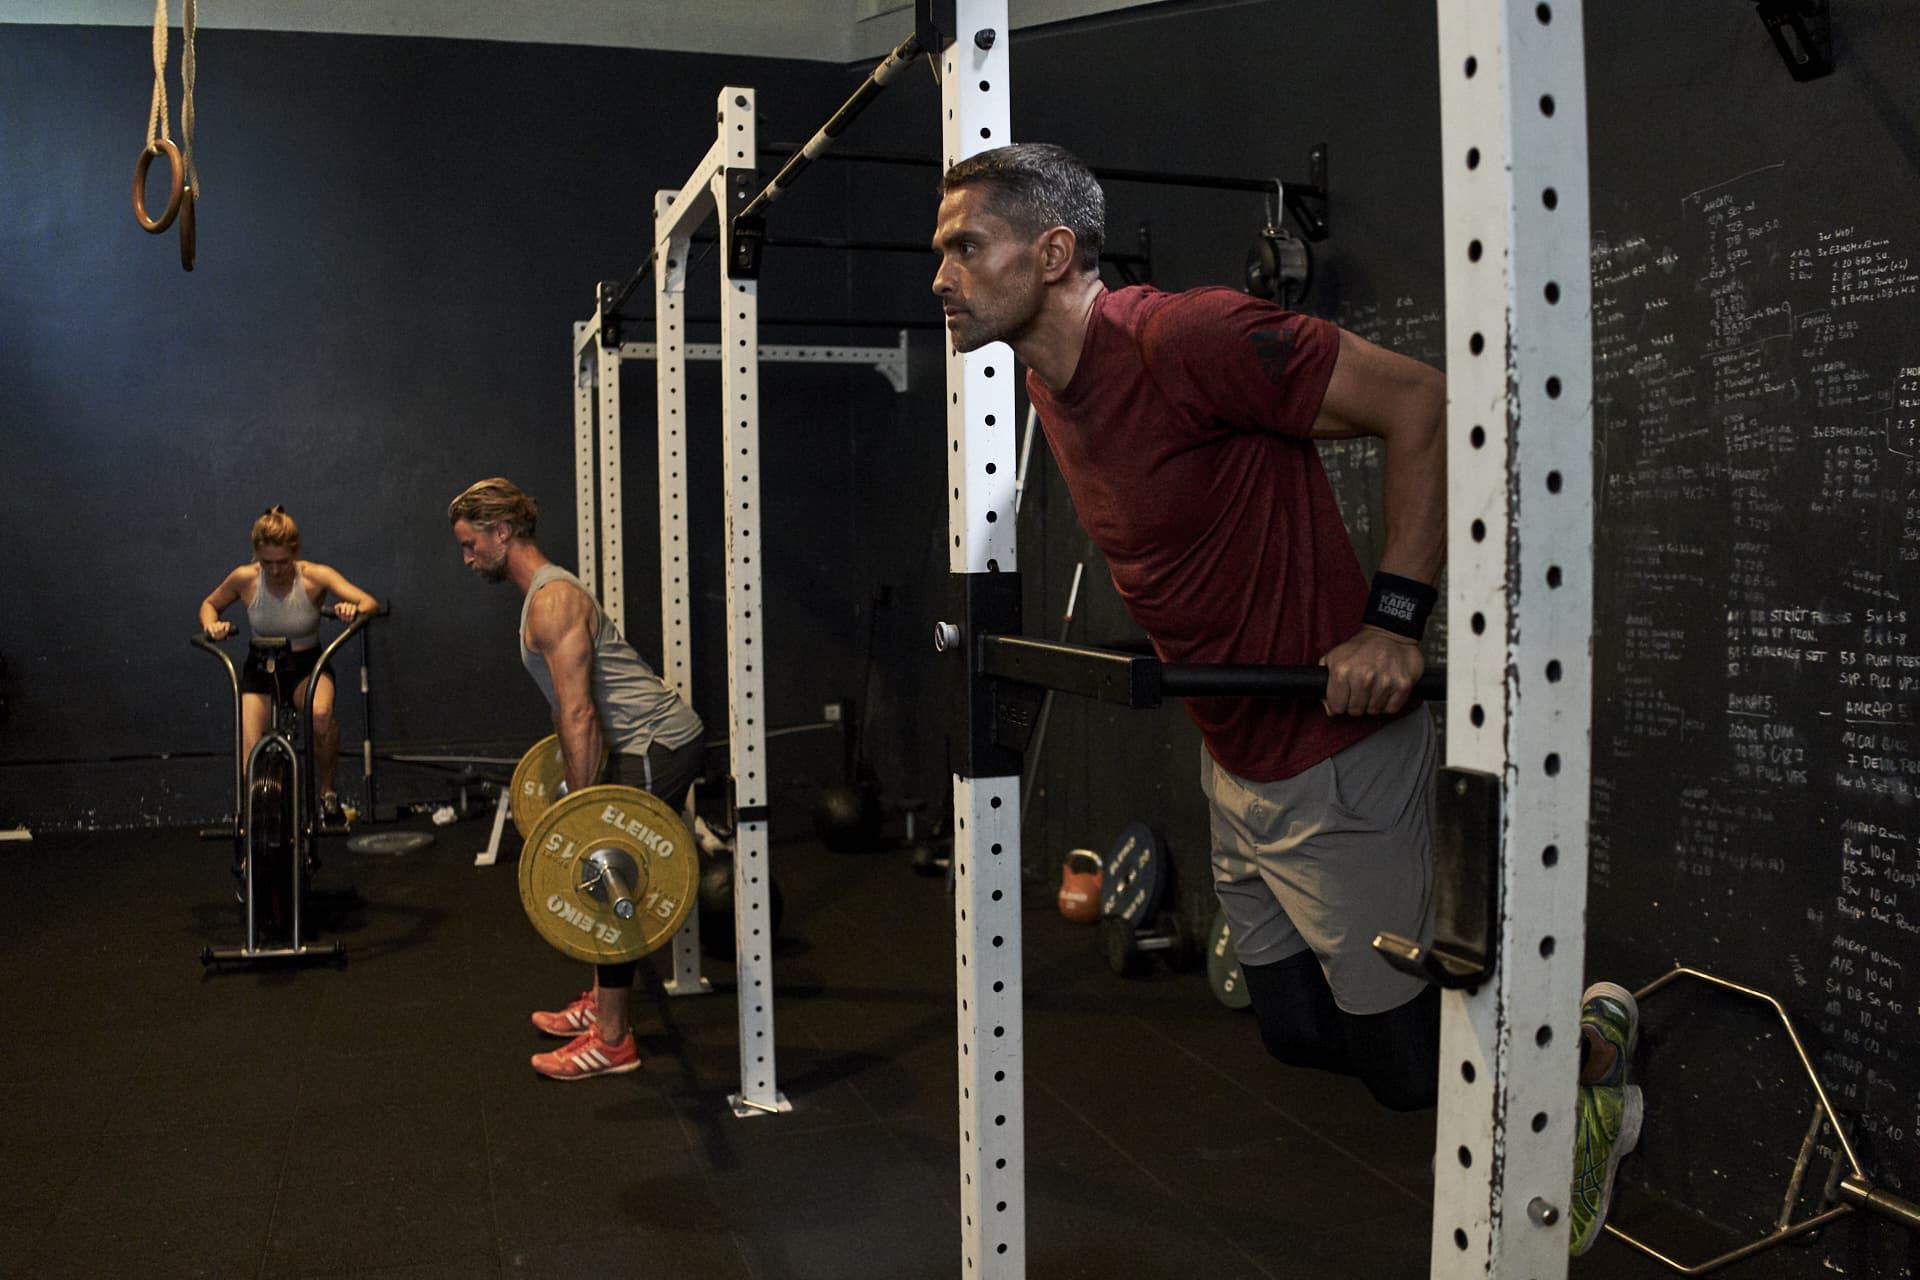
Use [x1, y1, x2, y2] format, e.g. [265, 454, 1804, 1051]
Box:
[735, 32, 924, 226]
[728, 31, 928, 277]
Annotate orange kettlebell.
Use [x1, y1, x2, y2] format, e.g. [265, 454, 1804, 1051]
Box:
[1057, 849, 1103, 925]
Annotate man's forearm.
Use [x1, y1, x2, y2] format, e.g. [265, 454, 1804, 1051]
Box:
[554, 706, 604, 794]
[1376, 403, 1447, 587]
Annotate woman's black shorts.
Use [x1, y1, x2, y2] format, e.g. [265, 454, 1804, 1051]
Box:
[239, 643, 326, 699]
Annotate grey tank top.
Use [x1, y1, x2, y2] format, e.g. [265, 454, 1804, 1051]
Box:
[518, 564, 704, 756]
[247, 564, 322, 648]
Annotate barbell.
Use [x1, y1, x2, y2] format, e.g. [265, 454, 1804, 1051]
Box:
[509, 733, 608, 839]
[517, 783, 698, 965]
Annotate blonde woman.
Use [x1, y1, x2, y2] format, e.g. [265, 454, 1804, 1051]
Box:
[198, 506, 378, 824]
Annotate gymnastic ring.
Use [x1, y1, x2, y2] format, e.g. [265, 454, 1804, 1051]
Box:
[134, 139, 185, 233]
[178, 185, 196, 271]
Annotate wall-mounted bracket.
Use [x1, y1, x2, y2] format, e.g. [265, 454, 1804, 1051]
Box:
[1286, 142, 1330, 241]
[1756, 0, 1833, 81]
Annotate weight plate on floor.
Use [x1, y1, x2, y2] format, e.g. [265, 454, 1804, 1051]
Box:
[518, 784, 696, 965]
[1205, 908, 1252, 1010]
[346, 831, 435, 856]
[509, 734, 607, 839]
[1098, 822, 1167, 927]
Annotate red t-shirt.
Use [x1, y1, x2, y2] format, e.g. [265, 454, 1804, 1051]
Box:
[1027, 285, 1386, 782]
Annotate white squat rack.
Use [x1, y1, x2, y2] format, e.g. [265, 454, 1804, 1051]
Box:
[566, 86, 908, 1117]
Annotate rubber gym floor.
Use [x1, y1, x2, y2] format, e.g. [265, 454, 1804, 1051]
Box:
[0, 819, 1675, 1280]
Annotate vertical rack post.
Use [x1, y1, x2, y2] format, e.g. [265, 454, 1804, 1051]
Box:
[573, 321, 599, 598]
[1431, 2, 1594, 1275]
[714, 86, 787, 1118]
[596, 319, 626, 631]
[940, 2, 1023, 1274]
[655, 189, 710, 996]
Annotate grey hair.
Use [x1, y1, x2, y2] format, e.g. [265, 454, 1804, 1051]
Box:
[941, 143, 1105, 274]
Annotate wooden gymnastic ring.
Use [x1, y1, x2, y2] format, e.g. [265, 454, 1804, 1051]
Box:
[134, 139, 185, 233]
[178, 186, 196, 271]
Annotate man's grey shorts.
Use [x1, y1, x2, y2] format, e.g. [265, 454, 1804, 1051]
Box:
[1202, 706, 1436, 1016]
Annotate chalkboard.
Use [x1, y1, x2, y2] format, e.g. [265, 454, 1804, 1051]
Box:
[1586, 150, 1919, 1273]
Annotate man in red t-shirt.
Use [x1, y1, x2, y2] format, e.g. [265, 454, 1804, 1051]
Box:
[931, 144, 1640, 1251]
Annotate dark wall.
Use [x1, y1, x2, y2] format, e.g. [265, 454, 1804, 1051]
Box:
[1580, 8, 1920, 1275]
[0, 25, 914, 830]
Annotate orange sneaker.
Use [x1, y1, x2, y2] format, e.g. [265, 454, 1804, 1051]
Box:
[531, 1027, 639, 1081]
[530, 989, 598, 1038]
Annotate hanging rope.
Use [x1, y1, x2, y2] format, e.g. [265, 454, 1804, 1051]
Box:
[132, 0, 199, 270]
[178, 0, 197, 269]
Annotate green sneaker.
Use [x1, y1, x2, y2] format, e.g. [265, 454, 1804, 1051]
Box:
[1580, 981, 1639, 1086]
[1570, 1081, 1643, 1254]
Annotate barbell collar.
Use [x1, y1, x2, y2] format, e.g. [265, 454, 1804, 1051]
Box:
[578, 847, 640, 920]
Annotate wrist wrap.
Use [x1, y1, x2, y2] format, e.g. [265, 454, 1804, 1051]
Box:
[1363, 572, 1436, 641]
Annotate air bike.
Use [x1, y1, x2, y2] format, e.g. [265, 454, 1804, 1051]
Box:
[190, 610, 376, 967]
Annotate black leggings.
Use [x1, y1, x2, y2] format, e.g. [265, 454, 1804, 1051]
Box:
[594, 734, 704, 991]
[1240, 949, 1440, 1112]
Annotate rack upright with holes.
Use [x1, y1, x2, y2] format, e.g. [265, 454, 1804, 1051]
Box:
[1429, 2, 1593, 1274]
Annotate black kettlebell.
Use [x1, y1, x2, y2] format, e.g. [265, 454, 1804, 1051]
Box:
[813, 780, 882, 852]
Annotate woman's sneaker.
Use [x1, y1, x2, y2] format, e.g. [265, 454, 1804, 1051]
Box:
[531, 1027, 639, 1081]
[530, 990, 598, 1038]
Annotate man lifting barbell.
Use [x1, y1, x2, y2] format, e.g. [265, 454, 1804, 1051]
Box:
[932, 144, 1641, 1253]
[449, 477, 707, 1082]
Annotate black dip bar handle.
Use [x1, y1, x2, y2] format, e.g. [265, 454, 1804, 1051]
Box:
[975, 634, 1446, 708]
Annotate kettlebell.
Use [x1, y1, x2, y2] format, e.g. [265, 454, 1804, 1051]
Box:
[1057, 849, 1103, 925]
